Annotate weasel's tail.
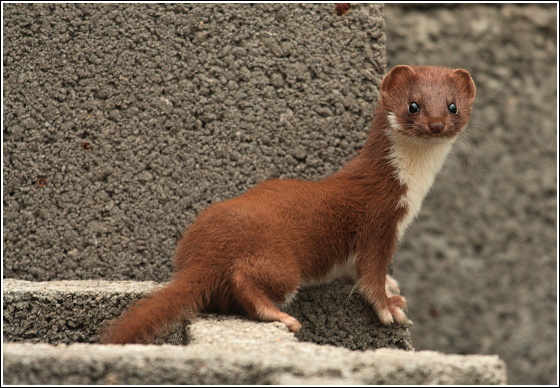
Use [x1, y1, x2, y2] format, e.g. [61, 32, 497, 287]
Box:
[101, 271, 206, 344]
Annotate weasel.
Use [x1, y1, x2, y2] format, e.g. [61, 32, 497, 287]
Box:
[101, 65, 476, 344]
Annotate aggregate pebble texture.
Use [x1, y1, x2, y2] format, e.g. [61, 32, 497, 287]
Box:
[2, 279, 181, 344]
[3, 3, 384, 281]
[384, 4, 557, 385]
[285, 280, 413, 350]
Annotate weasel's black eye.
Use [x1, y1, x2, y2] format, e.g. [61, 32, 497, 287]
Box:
[408, 102, 420, 114]
[448, 103, 457, 114]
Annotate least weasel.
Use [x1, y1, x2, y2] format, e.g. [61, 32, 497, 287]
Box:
[101, 65, 476, 344]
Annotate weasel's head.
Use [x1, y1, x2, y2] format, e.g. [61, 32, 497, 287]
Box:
[380, 65, 476, 144]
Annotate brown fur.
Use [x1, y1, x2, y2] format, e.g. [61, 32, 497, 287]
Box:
[101, 65, 476, 344]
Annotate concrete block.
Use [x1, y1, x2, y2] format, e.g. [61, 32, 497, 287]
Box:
[3, 3, 386, 281]
[2, 279, 411, 350]
[2, 281, 506, 384]
[4, 328, 507, 384]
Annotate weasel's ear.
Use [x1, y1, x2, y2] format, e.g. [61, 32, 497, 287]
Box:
[450, 69, 476, 101]
[380, 65, 416, 98]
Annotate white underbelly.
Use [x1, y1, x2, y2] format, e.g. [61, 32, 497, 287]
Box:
[303, 253, 357, 287]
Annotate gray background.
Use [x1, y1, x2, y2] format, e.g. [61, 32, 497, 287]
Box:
[2, 3, 557, 385]
[385, 3, 557, 385]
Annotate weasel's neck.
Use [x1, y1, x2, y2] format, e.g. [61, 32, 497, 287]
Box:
[330, 110, 456, 241]
[385, 113, 456, 240]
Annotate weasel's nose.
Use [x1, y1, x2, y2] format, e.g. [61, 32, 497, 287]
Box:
[428, 122, 445, 134]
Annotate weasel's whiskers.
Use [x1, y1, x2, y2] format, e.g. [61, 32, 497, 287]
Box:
[344, 280, 361, 313]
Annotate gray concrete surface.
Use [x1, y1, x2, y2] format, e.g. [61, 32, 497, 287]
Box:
[284, 279, 413, 350]
[3, 3, 385, 281]
[384, 3, 557, 385]
[3, 279, 412, 350]
[4, 320, 507, 385]
[5, 280, 507, 384]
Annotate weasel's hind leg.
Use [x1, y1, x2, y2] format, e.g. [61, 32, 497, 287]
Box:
[231, 257, 302, 333]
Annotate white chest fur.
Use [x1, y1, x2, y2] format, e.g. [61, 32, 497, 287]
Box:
[386, 113, 456, 241]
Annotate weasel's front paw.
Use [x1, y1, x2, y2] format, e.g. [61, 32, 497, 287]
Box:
[389, 295, 413, 326]
[389, 294, 407, 310]
[381, 276, 412, 326]
[376, 295, 413, 327]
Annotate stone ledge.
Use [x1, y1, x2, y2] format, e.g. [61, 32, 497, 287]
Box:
[2, 280, 507, 384]
[3, 278, 412, 349]
[3, 340, 507, 385]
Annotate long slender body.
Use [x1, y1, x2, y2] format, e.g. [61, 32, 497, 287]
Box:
[102, 65, 476, 344]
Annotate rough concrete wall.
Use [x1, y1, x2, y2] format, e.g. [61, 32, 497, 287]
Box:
[3, 3, 384, 281]
[384, 4, 557, 385]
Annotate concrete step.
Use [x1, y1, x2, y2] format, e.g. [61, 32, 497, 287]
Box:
[2, 278, 412, 349]
[2, 279, 508, 384]
[4, 320, 507, 385]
